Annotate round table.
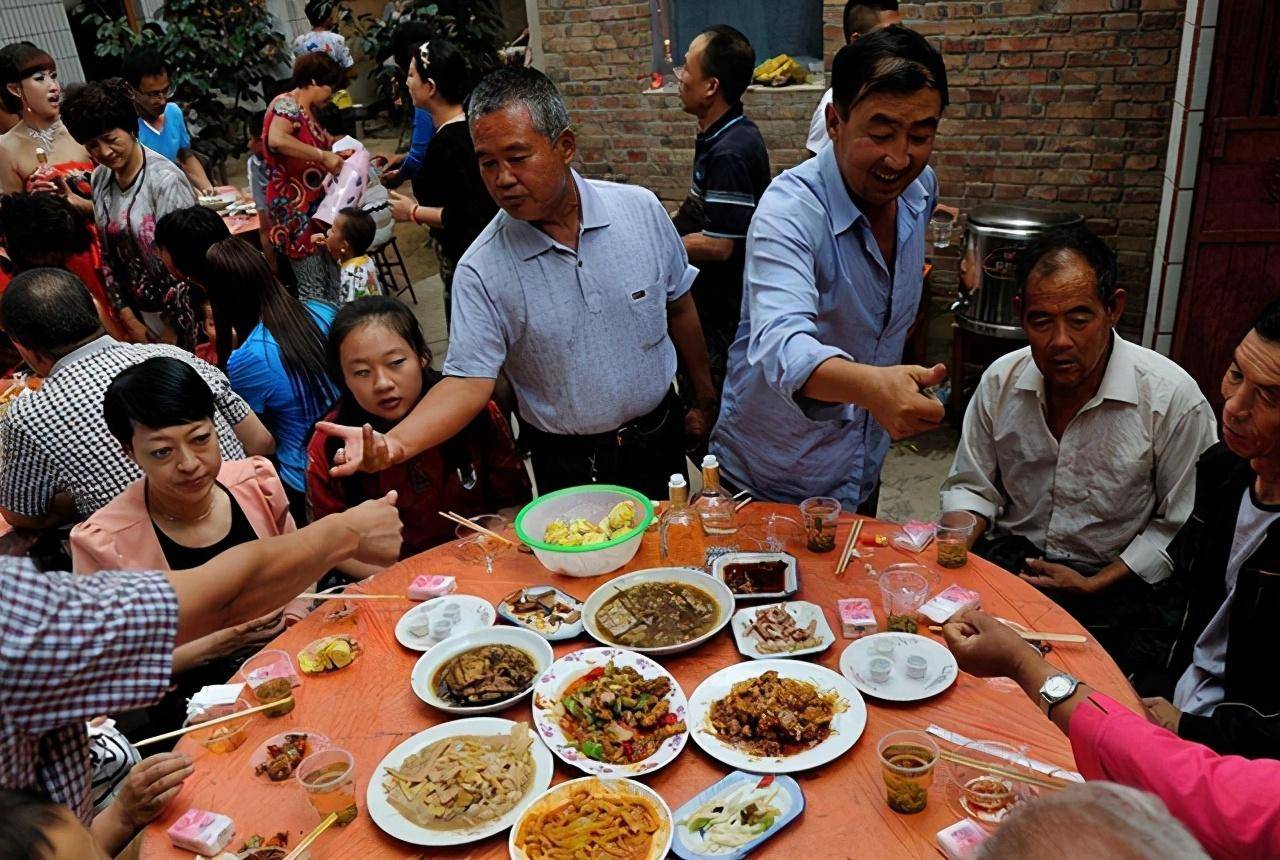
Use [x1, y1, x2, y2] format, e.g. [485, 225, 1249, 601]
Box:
[139, 505, 1140, 859]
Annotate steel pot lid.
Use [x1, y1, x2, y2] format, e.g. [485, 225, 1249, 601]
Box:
[966, 204, 1083, 230]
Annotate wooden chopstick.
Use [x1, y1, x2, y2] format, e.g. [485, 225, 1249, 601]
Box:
[284, 812, 338, 860]
[732, 489, 750, 500]
[836, 519, 863, 575]
[939, 749, 1069, 791]
[300, 592, 404, 601]
[927, 625, 1087, 644]
[134, 696, 292, 748]
[734, 496, 753, 512]
[439, 510, 514, 545]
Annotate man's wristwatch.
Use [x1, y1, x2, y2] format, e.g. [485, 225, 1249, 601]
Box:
[1039, 673, 1081, 718]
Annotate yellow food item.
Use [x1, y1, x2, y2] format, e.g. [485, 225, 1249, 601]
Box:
[752, 54, 807, 86]
[542, 501, 638, 546]
[299, 634, 361, 674]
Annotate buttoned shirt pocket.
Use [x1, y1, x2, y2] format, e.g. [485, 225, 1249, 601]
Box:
[626, 284, 669, 347]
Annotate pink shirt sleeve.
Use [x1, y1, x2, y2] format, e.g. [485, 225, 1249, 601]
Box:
[1069, 692, 1280, 859]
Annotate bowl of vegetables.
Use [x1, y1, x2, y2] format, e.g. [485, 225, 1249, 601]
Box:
[514, 485, 654, 578]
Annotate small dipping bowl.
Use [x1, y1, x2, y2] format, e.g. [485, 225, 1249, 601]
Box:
[906, 654, 928, 679]
[430, 618, 453, 640]
[441, 602, 462, 624]
[869, 657, 893, 684]
[870, 638, 896, 659]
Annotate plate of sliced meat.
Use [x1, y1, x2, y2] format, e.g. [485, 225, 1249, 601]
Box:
[730, 601, 835, 660]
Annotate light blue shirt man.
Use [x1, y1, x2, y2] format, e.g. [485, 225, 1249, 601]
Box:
[710, 144, 937, 508]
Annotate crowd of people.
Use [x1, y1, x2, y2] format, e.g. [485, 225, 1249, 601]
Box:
[0, 2, 1275, 858]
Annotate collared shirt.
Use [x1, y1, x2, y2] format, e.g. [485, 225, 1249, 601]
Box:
[710, 145, 936, 507]
[0, 558, 177, 823]
[672, 103, 771, 341]
[0, 337, 249, 518]
[444, 171, 698, 435]
[941, 334, 1218, 583]
[137, 102, 191, 165]
[806, 88, 834, 154]
[1174, 487, 1280, 714]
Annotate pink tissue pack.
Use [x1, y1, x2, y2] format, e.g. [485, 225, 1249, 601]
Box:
[167, 808, 234, 855]
[837, 597, 877, 638]
[919, 584, 982, 624]
[937, 819, 990, 860]
[408, 574, 456, 600]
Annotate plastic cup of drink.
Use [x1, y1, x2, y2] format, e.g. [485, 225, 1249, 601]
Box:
[879, 564, 932, 617]
[936, 511, 978, 568]
[799, 497, 841, 553]
[239, 649, 297, 717]
[877, 730, 940, 814]
[297, 748, 358, 826]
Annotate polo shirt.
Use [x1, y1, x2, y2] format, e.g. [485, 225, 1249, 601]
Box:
[444, 171, 698, 435]
[673, 103, 771, 341]
[137, 102, 191, 165]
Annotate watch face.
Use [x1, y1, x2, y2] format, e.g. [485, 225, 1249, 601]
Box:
[1044, 675, 1075, 699]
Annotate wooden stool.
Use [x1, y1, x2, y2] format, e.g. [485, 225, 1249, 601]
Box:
[371, 236, 416, 304]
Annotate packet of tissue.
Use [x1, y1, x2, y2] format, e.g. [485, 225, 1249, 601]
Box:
[892, 520, 937, 553]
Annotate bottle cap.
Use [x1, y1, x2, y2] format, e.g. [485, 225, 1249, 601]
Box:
[700, 454, 718, 468]
[669, 474, 687, 488]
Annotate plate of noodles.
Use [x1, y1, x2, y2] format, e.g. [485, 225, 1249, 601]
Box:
[509, 776, 673, 860]
[367, 717, 553, 846]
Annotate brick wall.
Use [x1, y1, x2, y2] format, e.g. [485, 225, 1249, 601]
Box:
[534, 0, 1186, 337]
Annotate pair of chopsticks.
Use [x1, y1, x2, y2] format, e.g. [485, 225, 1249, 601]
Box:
[300, 591, 403, 601]
[926, 625, 1087, 644]
[134, 696, 294, 748]
[835, 519, 864, 575]
[439, 510, 514, 545]
[939, 749, 1069, 791]
[284, 812, 338, 860]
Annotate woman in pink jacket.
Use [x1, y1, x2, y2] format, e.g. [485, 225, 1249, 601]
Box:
[71, 355, 307, 734]
[944, 610, 1280, 859]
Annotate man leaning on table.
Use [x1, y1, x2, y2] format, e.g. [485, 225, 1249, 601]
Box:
[319, 67, 717, 498]
[939, 224, 1217, 691]
[710, 27, 949, 512]
[0, 494, 401, 856]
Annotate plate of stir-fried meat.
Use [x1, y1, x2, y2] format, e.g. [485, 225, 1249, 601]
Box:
[687, 662, 865, 773]
[532, 647, 689, 777]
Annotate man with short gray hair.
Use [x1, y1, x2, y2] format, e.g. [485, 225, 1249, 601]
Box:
[320, 67, 717, 497]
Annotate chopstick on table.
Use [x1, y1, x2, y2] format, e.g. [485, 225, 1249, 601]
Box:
[439, 510, 514, 545]
[284, 812, 339, 860]
[735, 495, 753, 513]
[134, 697, 293, 748]
[300, 592, 404, 601]
[926, 625, 1087, 644]
[938, 750, 1069, 791]
[835, 519, 864, 575]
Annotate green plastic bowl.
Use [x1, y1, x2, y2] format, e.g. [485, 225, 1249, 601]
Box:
[514, 485, 654, 577]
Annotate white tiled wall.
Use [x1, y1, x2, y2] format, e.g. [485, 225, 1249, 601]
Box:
[1143, 0, 1220, 353]
[0, 0, 85, 83]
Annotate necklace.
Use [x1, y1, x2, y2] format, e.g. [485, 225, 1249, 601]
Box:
[22, 118, 63, 150]
[157, 499, 215, 523]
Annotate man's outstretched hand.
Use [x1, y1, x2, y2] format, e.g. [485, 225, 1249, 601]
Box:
[315, 422, 406, 477]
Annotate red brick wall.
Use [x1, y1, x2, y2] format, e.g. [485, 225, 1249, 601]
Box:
[534, 0, 1186, 336]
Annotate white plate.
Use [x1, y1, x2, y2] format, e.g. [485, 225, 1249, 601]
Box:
[582, 567, 735, 655]
[730, 601, 834, 660]
[838, 632, 958, 702]
[366, 717, 552, 847]
[410, 626, 553, 715]
[394, 594, 495, 652]
[510, 776, 673, 860]
[687, 660, 866, 774]
[530, 647, 689, 777]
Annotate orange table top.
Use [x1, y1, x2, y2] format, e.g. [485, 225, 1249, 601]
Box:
[139, 504, 1139, 859]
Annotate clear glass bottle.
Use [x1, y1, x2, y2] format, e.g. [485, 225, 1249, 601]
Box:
[659, 474, 707, 568]
[692, 454, 739, 536]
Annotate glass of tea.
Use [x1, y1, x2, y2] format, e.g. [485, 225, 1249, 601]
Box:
[297, 748, 358, 825]
[238, 649, 298, 717]
[799, 497, 841, 553]
[936, 511, 978, 569]
[877, 730, 940, 814]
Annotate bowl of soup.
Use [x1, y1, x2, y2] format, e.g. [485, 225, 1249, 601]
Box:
[582, 568, 735, 656]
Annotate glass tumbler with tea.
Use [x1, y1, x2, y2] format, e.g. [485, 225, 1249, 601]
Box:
[297, 748, 359, 825]
[879, 564, 932, 633]
[936, 510, 978, 569]
[799, 496, 841, 553]
[877, 730, 940, 814]
[239, 649, 298, 717]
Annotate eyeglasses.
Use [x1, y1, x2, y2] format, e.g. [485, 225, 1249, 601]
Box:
[136, 85, 176, 102]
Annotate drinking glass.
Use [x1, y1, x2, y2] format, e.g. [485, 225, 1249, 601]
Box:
[297, 748, 358, 825]
[879, 564, 932, 632]
[877, 730, 940, 814]
[238, 649, 297, 717]
[928, 210, 955, 250]
[936, 510, 978, 569]
[799, 497, 841, 553]
[454, 514, 513, 574]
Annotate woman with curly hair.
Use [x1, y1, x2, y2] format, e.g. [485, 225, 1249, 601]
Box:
[262, 51, 349, 304]
[60, 78, 197, 347]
